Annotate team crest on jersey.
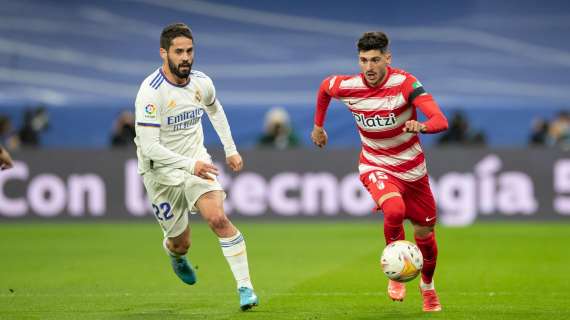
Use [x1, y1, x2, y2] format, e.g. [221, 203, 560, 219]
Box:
[194, 90, 202, 103]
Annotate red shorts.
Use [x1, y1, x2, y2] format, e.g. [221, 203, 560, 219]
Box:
[360, 170, 437, 226]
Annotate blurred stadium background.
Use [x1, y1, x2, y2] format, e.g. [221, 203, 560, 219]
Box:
[1, 0, 570, 319]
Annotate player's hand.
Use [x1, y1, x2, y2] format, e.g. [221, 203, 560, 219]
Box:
[403, 120, 427, 134]
[0, 147, 14, 171]
[226, 153, 243, 172]
[311, 126, 328, 148]
[193, 161, 219, 180]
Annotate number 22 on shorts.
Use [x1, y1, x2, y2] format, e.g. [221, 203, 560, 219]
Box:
[152, 202, 173, 221]
[368, 171, 388, 190]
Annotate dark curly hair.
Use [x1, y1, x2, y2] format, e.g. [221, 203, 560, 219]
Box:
[357, 31, 390, 53]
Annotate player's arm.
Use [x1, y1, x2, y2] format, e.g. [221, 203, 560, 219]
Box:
[0, 145, 14, 170]
[414, 97, 448, 133]
[135, 92, 217, 179]
[402, 77, 448, 134]
[136, 125, 218, 178]
[312, 76, 335, 148]
[202, 78, 242, 172]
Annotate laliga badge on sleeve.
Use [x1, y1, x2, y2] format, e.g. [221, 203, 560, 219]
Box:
[144, 104, 158, 119]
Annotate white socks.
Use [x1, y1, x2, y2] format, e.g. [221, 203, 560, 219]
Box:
[219, 231, 253, 289]
[163, 233, 253, 289]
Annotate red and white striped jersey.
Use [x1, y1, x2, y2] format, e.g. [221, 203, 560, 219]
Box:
[314, 66, 447, 182]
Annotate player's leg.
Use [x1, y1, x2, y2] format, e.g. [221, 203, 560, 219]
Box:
[162, 226, 197, 285]
[405, 176, 441, 312]
[142, 175, 196, 285]
[362, 171, 406, 244]
[164, 225, 190, 256]
[381, 195, 406, 244]
[412, 222, 441, 312]
[412, 224, 438, 290]
[195, 190, 258, 311]
[381, 195, 408, 302]
[361, 171, 406, 301]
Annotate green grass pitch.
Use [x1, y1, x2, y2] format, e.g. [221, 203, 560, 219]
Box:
[0, 221, 569, 319]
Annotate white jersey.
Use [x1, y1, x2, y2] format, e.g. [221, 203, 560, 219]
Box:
[134, 68, 237, 185]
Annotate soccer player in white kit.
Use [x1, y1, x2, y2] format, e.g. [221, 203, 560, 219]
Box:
[134, 23, 258, 311]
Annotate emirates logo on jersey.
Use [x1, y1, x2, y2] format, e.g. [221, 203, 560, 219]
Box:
[353, 112, 397, 129]
[167, 109, 204, 131]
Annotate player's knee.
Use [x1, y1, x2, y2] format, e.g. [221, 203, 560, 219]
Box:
[414, 225, 434, 239]
[207, 215, 230, 231]
[382, 196, 406, 225]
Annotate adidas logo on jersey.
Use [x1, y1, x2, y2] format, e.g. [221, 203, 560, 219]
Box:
[353, 112, 397, 129]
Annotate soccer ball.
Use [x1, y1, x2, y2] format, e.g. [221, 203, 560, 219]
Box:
[380, 240, 423, 282]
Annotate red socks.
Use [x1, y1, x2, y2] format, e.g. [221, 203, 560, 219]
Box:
[415, 232, 438, 284]
[381, 197, 406, 244]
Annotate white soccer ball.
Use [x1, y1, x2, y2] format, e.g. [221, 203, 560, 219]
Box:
[380, 240, 423, 282]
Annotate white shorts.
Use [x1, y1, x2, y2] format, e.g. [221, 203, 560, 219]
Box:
[143, 172, 224, 238]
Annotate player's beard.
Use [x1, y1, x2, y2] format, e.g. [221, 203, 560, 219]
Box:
[376, 69, 386, 83]
[168, 56, 192, 80]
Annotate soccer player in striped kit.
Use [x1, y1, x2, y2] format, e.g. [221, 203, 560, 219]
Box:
[311, 31, 448, 312]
